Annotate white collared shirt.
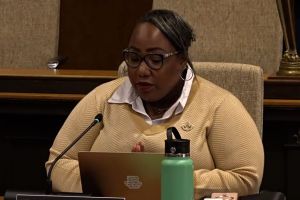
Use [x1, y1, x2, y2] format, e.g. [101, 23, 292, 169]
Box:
[108, 66, 194, 125]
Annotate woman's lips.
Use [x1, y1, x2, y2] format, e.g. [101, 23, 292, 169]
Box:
[135, 82, 154, 92]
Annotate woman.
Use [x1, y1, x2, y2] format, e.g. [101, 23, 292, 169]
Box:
[46, 9, 264, 199]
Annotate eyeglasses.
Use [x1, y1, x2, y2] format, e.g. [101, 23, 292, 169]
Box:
[122, 48, 180, 70]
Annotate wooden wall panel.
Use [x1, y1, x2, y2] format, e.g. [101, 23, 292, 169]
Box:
[58, 0, 153, 70]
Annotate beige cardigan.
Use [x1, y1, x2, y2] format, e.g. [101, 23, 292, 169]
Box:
[46, 76, 264, 199]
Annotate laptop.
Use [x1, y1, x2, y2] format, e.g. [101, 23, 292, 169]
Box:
[78, 152, 164, 200]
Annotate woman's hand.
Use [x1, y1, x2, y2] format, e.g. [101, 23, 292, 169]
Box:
[131, 142, 145, 152]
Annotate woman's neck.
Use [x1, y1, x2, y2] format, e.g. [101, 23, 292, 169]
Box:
[143, 79, 185, 120]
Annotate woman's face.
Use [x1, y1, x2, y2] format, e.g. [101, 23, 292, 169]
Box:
[127, 22, 186, 102]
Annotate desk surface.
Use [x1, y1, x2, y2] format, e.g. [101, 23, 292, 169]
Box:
[0, 68, 118, 79]
[0, 68, 118, 95]
[1, 192, 285, 200]
[264, 75, 300, 100]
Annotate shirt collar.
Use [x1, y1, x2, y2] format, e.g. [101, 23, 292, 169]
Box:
[108, 65, 194, 124]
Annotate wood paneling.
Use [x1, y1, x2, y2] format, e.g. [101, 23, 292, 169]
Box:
[0, 69, 117, 195]
[58, 0, 153, 70]
[0, 68, 117, 94]
[264, 76, 300, 99]
[261, 76, 300, 200]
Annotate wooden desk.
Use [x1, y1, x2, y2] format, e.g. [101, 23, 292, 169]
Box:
[264, 75, 300, 100]
[0, 69, 298, 199]
[264, 99, 300, 107]
[0, 68, 117, 95]
[0, 68, 117, 195]
[261, 76, 300, 200]
[0, 68, 117, 114]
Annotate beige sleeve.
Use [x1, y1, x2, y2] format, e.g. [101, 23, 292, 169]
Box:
[194, 94, 264, 199]
[45, 88, 103, 192]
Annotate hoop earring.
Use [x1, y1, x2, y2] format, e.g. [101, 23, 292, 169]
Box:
[179, 65, 194, 81]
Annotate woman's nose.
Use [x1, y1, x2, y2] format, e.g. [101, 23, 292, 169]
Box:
[136, 60, 151, 76]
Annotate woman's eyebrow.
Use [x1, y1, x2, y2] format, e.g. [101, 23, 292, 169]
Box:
[127, 46, 166, 53]
[146, 47, 166, 52]
[127, 46, 140, 51]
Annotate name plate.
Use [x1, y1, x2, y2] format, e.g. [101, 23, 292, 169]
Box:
[16, 194, 125, 200]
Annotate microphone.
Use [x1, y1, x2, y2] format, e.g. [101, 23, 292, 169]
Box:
[46, 113, 103, 194]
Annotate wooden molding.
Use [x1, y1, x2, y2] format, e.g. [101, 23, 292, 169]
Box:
[264, 75, 300, 99]
[0, 68, 118, 94]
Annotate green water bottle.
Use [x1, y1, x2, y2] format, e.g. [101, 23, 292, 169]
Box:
[161, 127, 194, 200]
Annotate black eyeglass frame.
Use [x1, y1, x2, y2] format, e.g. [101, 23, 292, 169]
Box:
[122, 48, 181, 70]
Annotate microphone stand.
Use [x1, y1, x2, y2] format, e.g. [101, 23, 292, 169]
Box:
[46, 114, 103, 194]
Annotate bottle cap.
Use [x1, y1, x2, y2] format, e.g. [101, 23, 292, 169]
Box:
[165, 127, 190, 156]
[165, 138, 190, 155]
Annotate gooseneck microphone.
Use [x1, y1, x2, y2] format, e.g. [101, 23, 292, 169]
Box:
[46, 113, 103, 194]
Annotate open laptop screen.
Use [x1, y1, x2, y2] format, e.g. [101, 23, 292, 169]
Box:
[78, 152, 164, 200]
